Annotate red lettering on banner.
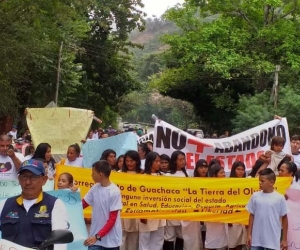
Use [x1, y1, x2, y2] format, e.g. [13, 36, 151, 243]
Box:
[187, 138, 212, 153]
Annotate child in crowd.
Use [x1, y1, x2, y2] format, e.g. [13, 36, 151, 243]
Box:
[100, 149, 117, 169]
[246, 168, 288, 250]
[83, 160, 122, 250]
[205, 164, 228, 250]
[59, 143, 83, 167]
[57, 172, 75, 189]
[121, 150, 142, 250]
[228, 162, 247, 250]
[259, 136, 292, 175]
[139, 152, 165, 250]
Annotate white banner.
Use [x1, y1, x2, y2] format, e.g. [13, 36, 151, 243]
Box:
[137, 131, 154, 144]
[0, 239, 31, 249]
[154, 118, 291, 172]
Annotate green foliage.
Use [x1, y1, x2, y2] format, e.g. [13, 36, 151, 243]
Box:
[0, 0, 146, 125]
[118, 89, 199, 129]
[150, 0, 300, 132]
[232, 86, 300, 134]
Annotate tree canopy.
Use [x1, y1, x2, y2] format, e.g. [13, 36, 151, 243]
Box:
[150, 0, 300, 132]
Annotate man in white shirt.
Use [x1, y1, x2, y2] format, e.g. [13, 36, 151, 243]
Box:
[7, 125, 18, 140]
[0, 135, 23, 180]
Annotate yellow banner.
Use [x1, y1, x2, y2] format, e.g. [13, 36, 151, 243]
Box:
[26, 108, 93, 154]
[55, 165, 291, 224]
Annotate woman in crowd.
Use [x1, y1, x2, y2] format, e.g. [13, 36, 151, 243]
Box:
[115, 154, 124, 172]
[194, 159, 209, 248]
[100, 149, 117, 170]
[160, 154, 171, 174]
[205, 164, 228, 250]
[165, 151, 201, 250]
[248, 159, 264, 178]
[228, 161, 247, 250]
[59, 143, 83, 167]
[32, 143, 56, 179]
[138, 143, 150, 170]
[139, 152, 165, 250]
[121, 150, 142, 250]
[278, 159, 299, 189]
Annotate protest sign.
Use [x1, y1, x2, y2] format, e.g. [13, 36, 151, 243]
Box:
[0, 239, 31, 250]
[0, 189, 87, 250]
[137, 131, 154, 144]
[286, 188, 300, 250]
[153, 118, 291, 172]
[82, 132, 137, 167]
[26, 108, 93, 154]
[55, 165, 291, 224]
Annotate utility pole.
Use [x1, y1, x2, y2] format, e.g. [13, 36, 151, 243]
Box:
[273, 65, 280, 109]
[55, 41, 63, 105]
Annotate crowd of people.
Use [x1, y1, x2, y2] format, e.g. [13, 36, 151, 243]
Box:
[0, 124, 299, 250]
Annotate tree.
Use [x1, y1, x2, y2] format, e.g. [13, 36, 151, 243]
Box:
[232, 86, 300, 135]
[150, 0, 300, 132]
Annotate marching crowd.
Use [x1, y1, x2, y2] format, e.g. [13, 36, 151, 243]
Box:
[0, 124, 300, 250]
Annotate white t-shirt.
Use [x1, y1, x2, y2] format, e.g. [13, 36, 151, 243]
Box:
[64, 157, 83, 167]
[246, 190, 288, 249]
[293, 153, 300, 169]
[0, 197, 68, 250]
[140, 159, 145, 170]
[0, 154, 24, 180]
[24, 154, 33, 161]
[267, 150, 286, 175]
[84, 182, 122, 248]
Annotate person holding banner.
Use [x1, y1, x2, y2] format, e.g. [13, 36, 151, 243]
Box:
[205, 164, 228, 250]
[138, 143, 150, 170]
[228, 162, 247, 250]
[83, 160, 122, 250]
[278, 159, 300, 189]
[100, 149, 117, 169]
[139, 152, 166, 250]
[121, 150, 142, 250]
[0, 159, 69, 249]
[59, 143, 83, 167]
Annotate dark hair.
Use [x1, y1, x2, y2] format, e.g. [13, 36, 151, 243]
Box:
[208, 159, 221, 176]
[209, 164, 224, 177]
[169, 151, 188, 177]
[277, 160, 299, 182]
[122, 150, 141, 173]
[92, 160, 111, 177]
[32, 143, 56, 168]
[259, 168, 276, 182]
[68, 143, 81, 157]
[144, 152, 161, 175]
[100, 149, 116, 161]
[138, 143, 150, 158]
[291, 134, 300, 141]
[230, 161, 246, 177]
[277, 156, 292, 169]
[25, 145, 34, 156]
[249, 159, 264, 178]
[114, 154, 124, 171]
[270, 136, 285, 150]
[194, 159, 208, 177]
[59, 172, 74, 184]
[160, 154, 170, 162]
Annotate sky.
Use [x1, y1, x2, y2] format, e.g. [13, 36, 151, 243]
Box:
[141, 0, 185, 18]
